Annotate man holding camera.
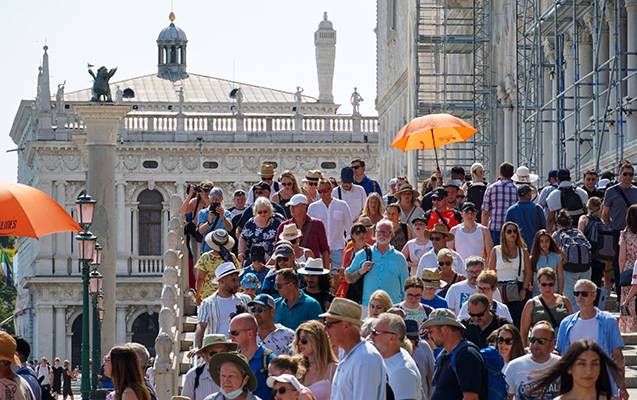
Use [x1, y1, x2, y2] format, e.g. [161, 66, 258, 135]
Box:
[197, 187, 233, 253]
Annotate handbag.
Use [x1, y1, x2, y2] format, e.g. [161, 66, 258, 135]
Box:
[620, 268, 634, 287]
[498, 248, 523, 303]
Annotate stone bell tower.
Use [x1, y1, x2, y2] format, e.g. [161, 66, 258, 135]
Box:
[314, 12, 336, 103]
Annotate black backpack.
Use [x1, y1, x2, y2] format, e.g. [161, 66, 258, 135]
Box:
[559, 186, 585, 226]
[346, 246, 372, 304]
[584, 215, 616, 261]
[466, 183, 487, 222]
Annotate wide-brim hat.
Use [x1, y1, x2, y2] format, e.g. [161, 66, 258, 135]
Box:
[195, 334, 238, 354]
[356, 216, 374, 229]
[259, 163, 275, 177]
[303, 170, 323, 183]
[512, 166, 539, 184]
[279, 223, 303, 241]
[421, 268, 442, 289]
[421, 308, 466, 330]
[297, 258, 330, 275]
[213, 262, 242, 283]
[426, 223, 455, 240]
[397, 183, 420, 197]
[209, 352, 257, 392]
[0, 332, 22, 367]
[205, 229, 235, 252]
[319, 297, 363, 326]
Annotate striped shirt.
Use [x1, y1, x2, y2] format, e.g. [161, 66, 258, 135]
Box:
[482, 178, 518, 232]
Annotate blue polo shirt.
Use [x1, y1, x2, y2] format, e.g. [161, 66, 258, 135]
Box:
[275, 290, 323, 330]
[345, 244, 409, 305]
[197, 207, 233, 252]
[354, 175, 382, 196]
[247, 344, 276, 400]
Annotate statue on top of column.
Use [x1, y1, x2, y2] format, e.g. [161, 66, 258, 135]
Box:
[88, 66, 118, 102]
[55, 81, 66, 114]
[350, 87, 364, 115]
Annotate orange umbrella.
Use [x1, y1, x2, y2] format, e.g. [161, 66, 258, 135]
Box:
[391, 113, 477, 171]
[0, 182, 81, 238]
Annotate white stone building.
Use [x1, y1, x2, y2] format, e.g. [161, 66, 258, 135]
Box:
[9, 13, 378, 365]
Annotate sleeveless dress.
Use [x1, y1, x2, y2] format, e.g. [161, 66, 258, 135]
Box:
[453, 224, 485, 260]
[619, 229, 637, 332]
[306, 363, 337, 400]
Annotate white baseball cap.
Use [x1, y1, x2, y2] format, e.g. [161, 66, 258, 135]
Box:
[286, 194, 308, 207]
[266, 374, 305, 391]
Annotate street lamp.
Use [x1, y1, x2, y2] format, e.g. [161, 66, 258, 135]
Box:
[75, 191, 96, 400]
[89, 267, 103, 393]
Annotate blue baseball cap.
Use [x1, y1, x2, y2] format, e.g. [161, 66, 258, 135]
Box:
[547, 170, 558, 182]
[240, 272, 260, 289]
[248, 293, 276, 309]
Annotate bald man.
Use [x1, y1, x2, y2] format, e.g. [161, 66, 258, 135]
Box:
[228, 313, 275, 400]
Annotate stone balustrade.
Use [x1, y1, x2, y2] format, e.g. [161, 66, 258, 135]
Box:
[50, 111, 379, 143]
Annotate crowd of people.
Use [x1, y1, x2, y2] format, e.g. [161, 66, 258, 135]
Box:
[2, 158, 637, 400]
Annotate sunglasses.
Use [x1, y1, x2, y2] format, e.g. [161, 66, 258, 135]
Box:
[275, 281, 291, 289]
[281, 182, 293, 187]
[431, 236, 444, 242]
[228, 328, 250, 336]
[318, 189, 331, 194]
[371, 328, 397, 337]
[323, 319, 343, 328]
[250, 306, 266, 314]
[623, 172, 634, 177]
[352, 165, 362, 169]
[299, 338, 309, 345]
[257, 210, 270, 215]
[469, 310, 486, 318]
[505, 229, 518, 234]
[497, 337, 513, 345]
[438, 261, 452, 266]
[202, 187, 212, 192]
[272, 386, 296, 396]
[306, 182, 318, 186]
[463, 208, 476, 213]
[353, 228, 367, 235]
[573, 291, 591, 297]
[540, 282, 555, 288]
[529, 337, 551, 345]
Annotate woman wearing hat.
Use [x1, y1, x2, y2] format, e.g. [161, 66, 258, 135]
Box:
[239, 197, 284, 264]
[297, 258, 334, 312]
[195, 229, 240, 304]
[205, 352, 260, 400]
[267, 374, 316, 400]
[301, 170, 323, 203]
[0, 332, 34, 400]
[272, 171, 302, 219]
[278, 224, 315, 263]
[396, 183, 425, 226]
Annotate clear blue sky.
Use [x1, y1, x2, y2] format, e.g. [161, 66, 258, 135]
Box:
[0, 1, 377, 183]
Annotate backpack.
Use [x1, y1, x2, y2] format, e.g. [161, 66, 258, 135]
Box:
[584, 216, 616, 260]
[346, 247, 372, 304]
[555, 228, 592, 272]
[467, 183, 487, 222]
[449, 342, 506, 400]
[559, 186, 585, 226]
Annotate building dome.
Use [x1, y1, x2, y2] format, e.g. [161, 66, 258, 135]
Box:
[318, 12, 333, 30]
[157, 23, 187, 42]
[157, 12, 188, 81]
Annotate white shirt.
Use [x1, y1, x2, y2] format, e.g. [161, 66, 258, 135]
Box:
[546, 182, 589, 212]
[451, 223, 488, 260]
[405, 239, 433, 264]
[331, 341, 387, 400]
[504, 353, 561, 400]
[307, 198, 353, 251]
[416, 248, 465, 278]
[35, 364, 51, 386]
[569, 313, 600, 344]
[181, 362, 219, 400]
[332, 184, 367, 221]
[444, 280, 502, 315]
[458, 299, 513, 322]
[198, 292, 252, 335]
[412, 340, 435, 399]
[384, 348, 424, 400]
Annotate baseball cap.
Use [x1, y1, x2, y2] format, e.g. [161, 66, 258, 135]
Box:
[286, 194, 308, 207]
[461, 202, 477, 212]
[547, 169, 558, 182]
[557, 168, 571, 181]
[248, 293, 276, 309]
[272, 244, 294, 259]
[254, 182, 271, 193]
[340, 167, 354, 184]
[240, 272, 260, 289]
[431, 188, 447, 199]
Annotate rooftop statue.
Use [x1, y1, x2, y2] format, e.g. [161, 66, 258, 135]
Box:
[89, 66, 118, 102]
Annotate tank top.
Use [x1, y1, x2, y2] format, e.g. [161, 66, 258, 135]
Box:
[530, 295, 570, 328]
[495, 246, 523, 282]
[454, 224, 485, 260]
[406, 239, 433, 263]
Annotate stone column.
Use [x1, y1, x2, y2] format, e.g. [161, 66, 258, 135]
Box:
[578, 23, 594, 167]
[36, 305, 54, 359]
[116, 181, 126, 256]
[73, 104, 131, 358]
[626, 0, 637, 142]
[116, 306, 127, 344]
[54, 181, 68, 275]
[564, 35, 576, 168]
[595, 16, 610, 155]
[608, 2, 619, 154]
[54, 305, 66, 360]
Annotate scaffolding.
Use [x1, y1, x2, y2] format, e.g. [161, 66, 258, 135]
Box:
[515, 0, 629, 177]
[416, 0, 495, 177]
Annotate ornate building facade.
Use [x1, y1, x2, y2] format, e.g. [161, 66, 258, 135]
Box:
[9, 13, 378, 364]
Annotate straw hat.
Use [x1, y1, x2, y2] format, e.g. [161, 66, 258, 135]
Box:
[426, 223, 455, 240]
[195, 334, 237, 355]
[421, 308, 466, 330]
[319, 298, 363, 326]
[279, 223, 303, 241]
[205, 229, 235, 252]
[0, 332, 22, 367]
[259, 163, 275, 178]
[356, 216, 374, 229]
[297, 258, 330, 276]
[303, 170, 323, 183]
[209, 352, 257, 392]
[421, 269, 442, 289]
[396, 183, 420, 197]
[512, 166, 539, 184]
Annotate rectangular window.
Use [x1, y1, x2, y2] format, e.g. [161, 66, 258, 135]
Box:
[388, 0, 397, 33]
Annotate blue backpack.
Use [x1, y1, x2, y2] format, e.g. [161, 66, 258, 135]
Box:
[449, 342, 508, 400]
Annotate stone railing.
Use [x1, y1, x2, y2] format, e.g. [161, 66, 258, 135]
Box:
[129, 255, 164, 275]
[51, 112, 379, 143]
[153, 194, 187, 400]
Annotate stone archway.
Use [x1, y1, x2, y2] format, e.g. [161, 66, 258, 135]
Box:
[131, 312, 159, 357]
[70, 314, 82, 369]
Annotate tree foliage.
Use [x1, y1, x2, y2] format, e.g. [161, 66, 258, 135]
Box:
[0, 237, 17, 334]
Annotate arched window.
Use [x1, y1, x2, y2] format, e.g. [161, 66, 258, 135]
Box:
[71, 315, 82, 368]
[131, 312, 159, 357]
[138, 190, 163, 256]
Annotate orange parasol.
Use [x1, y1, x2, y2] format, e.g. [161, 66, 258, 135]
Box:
[0, 182, 81, 238]
[391, 113, 477, 171]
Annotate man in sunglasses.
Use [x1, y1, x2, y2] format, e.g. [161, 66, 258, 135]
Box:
[556, 279, 628, 400]
[248, 294, 295, 356]
[602, 160, 637, 299]
[351, 158, 382, 196]
[332, 166, 366, 221]
[274, 269, 322, 330]
[504, 321, 560, 400]
[182, 334, 237, 400]
[460, 294, 508, 349]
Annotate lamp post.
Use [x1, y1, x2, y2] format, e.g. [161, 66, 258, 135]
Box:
[89, 242, 103, 393]
[75, 191, 96, 400]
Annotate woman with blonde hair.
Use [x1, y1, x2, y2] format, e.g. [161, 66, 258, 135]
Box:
[361, 193, 385, 225]
[292, 320, 338, 400]
[367, 289, 393, 318]
[272, 171, 301, 218]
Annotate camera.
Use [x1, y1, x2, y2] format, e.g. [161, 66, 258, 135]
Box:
[189, 185, 202, 195]
[210, 202, 220, 215]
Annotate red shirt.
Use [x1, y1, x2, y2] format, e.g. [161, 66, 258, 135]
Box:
[275, 216, 330, 264]
[426, 209, 461, 229]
